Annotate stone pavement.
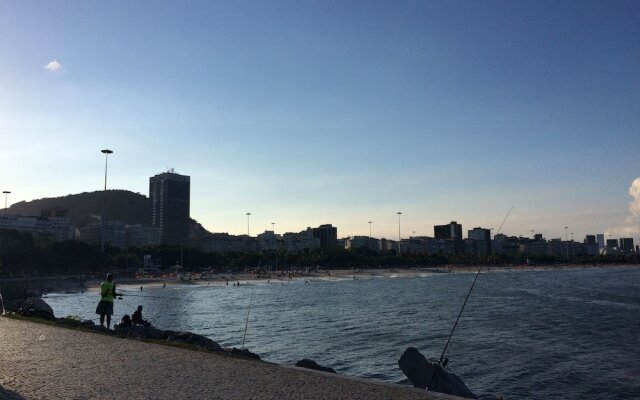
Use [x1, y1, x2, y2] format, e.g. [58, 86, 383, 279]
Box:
[0, 317, 463, 400]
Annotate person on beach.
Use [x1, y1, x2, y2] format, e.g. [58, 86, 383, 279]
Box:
[132, 305, 150, 327]
[95, 273, 121, 329]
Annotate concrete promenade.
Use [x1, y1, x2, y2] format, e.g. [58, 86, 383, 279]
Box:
[0, 318, 462, 400]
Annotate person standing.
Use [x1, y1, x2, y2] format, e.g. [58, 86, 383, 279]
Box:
[95, 273, 121, 329]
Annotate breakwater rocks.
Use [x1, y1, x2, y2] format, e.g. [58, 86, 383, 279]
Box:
[11, 298, 262, 361]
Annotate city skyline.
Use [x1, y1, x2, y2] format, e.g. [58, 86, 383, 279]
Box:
[1, 1, 638, 242]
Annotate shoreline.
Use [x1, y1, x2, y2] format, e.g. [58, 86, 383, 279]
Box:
[89, 263, 638, 291]
[1, 264, 636, 297]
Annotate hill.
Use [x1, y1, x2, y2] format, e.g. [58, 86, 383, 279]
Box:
[4, 190, 151, 228]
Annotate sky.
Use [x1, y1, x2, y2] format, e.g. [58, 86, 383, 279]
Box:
[0, 0, 639, 242]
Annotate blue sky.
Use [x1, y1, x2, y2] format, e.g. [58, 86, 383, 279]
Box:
[0, 0, 638, 241]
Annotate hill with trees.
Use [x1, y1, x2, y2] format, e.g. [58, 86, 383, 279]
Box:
[4, 190, 151, 228]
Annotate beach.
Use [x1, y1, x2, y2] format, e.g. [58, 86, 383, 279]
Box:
[0, 317, 462, 400]
[82, 264, 633, 292]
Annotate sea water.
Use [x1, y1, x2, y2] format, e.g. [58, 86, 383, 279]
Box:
[45, 267, 640, 399]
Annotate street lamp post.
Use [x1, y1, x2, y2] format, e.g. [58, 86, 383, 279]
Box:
[2, 191, 10, 218]
[571, 232, 574, 258]
[271, 222, 277, 271]
[564, 226, 569, 259]
[246, 212, 251, 236]
[100, 149, 113, 252]
[397, 212, 402, 257]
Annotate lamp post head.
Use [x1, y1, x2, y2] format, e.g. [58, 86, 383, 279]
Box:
[101, 149, 113, 155]
[2, 191, 9, 194]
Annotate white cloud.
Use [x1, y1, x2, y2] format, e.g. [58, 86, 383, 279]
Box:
[606, 177, 640, 239]
[44, 60, 63, 72]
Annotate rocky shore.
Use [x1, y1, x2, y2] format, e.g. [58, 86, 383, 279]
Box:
[0, 317, 464, 400]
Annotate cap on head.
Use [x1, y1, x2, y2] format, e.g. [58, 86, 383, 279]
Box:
[106, 273, 113, 281]
[137, 305, 143, 310]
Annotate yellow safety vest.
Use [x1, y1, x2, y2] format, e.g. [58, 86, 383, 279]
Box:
[100, 281, 115, 302]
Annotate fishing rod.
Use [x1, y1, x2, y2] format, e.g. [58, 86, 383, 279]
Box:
[241, 288, 255, 350]
[427, 206, 513, 390]
[117, 292, 184, 301]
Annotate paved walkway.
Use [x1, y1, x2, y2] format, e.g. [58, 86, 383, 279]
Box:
[0, 318, 462, 400]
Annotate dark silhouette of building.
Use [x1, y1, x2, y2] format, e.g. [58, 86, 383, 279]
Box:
[585, 235, 596, 245]
[620, 238, 634, 252]
[606, 238, 618, 249]
[149, 171, 190, 245]
[434, 221, 462, 240]
[313, 224, 337, 249]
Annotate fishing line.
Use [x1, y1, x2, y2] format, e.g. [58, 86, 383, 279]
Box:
[117, 292, 184, 301]
[241, 288, 255, 350]
[427, 206, 513, 391]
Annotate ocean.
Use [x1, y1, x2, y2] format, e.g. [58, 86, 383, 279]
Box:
[45, 267, 640, 399]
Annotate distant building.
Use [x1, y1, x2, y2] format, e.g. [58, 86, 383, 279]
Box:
[0, 215, 74, 242]
[467, 227, 491, 257]
[79, 221, 126, 249]
[312, 224, 338, 249]
[125, 224, 161, 248]
[620, 238, 635, 253]
[596, 234, 605, 249]
[434, 221, 462, 240]
[149, 171, 190, 245]
[606, 238, 619, 249]
[584, 235, 596, 245]
[201, 233, 259, 253]
[345, 236, 379, 251]
[283, 228, 321, 251]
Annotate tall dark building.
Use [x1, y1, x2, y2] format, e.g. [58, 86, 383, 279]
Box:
[585, 235, 596, 245]
[434, 221, 463, 240]
[620, 238, 634, 252]
[313, 224, 338, 248]
[149, 171, 190, 245]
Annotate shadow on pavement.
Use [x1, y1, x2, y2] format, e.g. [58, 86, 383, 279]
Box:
[0, 385, 26, 400]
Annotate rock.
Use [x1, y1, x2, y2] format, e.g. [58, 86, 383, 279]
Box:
[398, 347, 476, 399]
[229, 347, 261, 360]
[17, 299, 55, 320]
[88, 325, 112, 333]
[58, 317, 95, 328]
[166, 331, 223, 352]
[113, 325, 165, 340]
[295, 358, 336, 373]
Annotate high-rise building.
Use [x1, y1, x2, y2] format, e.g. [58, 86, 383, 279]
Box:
[149, 171, 190, 245]
[467, 227, 491, 257]
[620, 238, 635, 253]
[434, 221, 463, 240]
[585, 235, 596, 245]
[606, 238, 618, 249]
[596, 234, 605, 249]
[312, 224, 338, 248]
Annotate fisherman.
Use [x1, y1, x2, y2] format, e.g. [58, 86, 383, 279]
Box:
[132, 305, 151, 327]
[115, 314, 132, 329]
[95, 273, 122, 329]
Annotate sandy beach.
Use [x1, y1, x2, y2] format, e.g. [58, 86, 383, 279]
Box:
[85, 264, 635, 292]
[0, 317, 463, 400]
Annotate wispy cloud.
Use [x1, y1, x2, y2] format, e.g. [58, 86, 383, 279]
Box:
[44, 60, 63, 73]
[607, 177, 640, 239]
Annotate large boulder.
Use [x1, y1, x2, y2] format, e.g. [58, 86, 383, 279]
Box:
[228, 347, 261, 360]
[114, 325, 165, 340]
[295, 358, 336, 373]
[17, 299, 56, 320]
[166, 331, 222, 352]
[398, 347, 476, 399]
